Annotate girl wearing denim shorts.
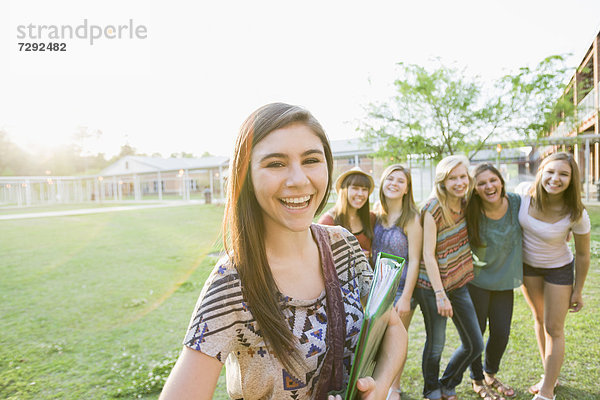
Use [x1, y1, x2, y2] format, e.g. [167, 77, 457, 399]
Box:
[519, 152, 591, 400]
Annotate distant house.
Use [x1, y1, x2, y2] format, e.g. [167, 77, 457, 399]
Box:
[99, 155, 229, 202]
[97, 140, 379, 203]
[1, 137, 399, 207]
[329, 138, 378, 176]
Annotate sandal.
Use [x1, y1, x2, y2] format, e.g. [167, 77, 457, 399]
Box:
[528, 375, 559, 395]
[386, 387, 401, 400]
[484, 374, 515, 398]
[441, 395, 458, 400]
[472, 380, 505, 400]
[532, 395, 555, 400]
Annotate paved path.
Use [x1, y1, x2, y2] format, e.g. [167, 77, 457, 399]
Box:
[0, 201, 204, 220]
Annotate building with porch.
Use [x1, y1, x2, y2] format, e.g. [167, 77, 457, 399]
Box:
[547, 29, 600, 188]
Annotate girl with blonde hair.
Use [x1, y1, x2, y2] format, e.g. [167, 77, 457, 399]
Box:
[415, 155, 483, 400]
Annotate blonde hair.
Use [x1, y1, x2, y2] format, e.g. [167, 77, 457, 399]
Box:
[376, 164, 418, 229]
[431, 155, 473, 226]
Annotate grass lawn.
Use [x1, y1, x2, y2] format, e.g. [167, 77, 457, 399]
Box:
[1, 204, 599, 399]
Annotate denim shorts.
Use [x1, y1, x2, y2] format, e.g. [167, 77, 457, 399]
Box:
[523, 260, 574, 285]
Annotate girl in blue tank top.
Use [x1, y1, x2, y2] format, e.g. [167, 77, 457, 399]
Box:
[372, 164, 423, 400]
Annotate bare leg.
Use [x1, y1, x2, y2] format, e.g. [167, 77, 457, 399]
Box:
[539, 282, 571, 398]
[521, 277, 546, 363]
[388, 310, 415, 400]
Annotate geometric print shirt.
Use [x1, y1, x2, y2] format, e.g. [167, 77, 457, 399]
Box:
[183, 224, 373, 399]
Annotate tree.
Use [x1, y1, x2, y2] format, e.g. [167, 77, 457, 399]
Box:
[360, 56, 572, 161]
[169, 152, 195, 158]
[0, 130, 33, 176]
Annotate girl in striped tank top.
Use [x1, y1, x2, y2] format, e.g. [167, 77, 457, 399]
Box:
[414, 155, 484, 400]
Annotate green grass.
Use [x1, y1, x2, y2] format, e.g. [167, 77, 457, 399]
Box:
[1, 204, 599, 399]
[0, 204, 224, 399]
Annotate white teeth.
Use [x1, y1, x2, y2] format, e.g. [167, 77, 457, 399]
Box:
[281, 195, 310, 204]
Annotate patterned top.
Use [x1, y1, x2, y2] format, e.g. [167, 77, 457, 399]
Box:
[417, 198, 473, 291]
[470, 193, 523, 291]
[183, 224, 373, 399]
[371, 220, 409, 292]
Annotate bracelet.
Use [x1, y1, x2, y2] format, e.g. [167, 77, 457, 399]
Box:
[434, 289, 444, 295]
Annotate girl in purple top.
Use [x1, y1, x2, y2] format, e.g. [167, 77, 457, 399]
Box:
[372, 164, 423, 400]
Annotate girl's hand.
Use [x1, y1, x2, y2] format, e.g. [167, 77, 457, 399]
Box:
[328, 377, 382, 400]
[394, 296, 411, 318]
[569, 291, 584, 312]
[435, 291, 453, 318]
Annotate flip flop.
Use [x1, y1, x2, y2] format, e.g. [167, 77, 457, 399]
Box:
[528, 375, 559, 395]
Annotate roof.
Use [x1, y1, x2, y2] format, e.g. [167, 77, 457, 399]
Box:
[99, 138, 375, 177]
[330, 138, 374, 157]
[100, 155, 229, 176]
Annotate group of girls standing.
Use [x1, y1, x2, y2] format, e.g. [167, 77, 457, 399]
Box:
[320, 153, 590, 400]
[160, 103, 590, 400]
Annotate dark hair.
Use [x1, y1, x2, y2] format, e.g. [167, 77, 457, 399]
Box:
[376, 164, 418, 229]
[223, 103, 333, 372]
[530, 152, 584, 221]
[466, 163, 506, 248]
[333, 173, 373, 239]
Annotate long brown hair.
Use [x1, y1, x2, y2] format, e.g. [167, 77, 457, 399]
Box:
[333, 173, 373, 239]
[466, 163, 506, 248]
[530, 151, 584, 221]
[376, 164, 418, 229]
[223, 103, 333, 372]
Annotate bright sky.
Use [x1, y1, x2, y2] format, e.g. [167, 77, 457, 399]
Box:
[1, 0, 599, 158]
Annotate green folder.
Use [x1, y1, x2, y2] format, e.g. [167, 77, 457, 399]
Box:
[344, 252, 405, 400]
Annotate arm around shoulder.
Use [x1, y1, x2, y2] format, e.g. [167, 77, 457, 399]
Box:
[160, 346, 223, 400]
